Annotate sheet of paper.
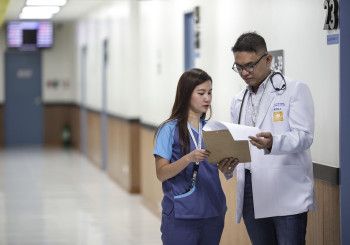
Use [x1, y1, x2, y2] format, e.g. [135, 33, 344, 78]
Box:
[203, 120, 260, 140]
[202, 120, 262, 164]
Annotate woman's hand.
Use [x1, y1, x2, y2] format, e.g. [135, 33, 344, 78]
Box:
[186, 149, 210, 163]
[217, 157, 239, 174]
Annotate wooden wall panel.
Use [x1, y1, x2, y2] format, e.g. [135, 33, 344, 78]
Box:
[44, 106, 69, 146]
[87, 111, 101, 169]
[139, 126, 340, 245]
[220, 175, 251, 245]
[140, 127, 162, 216]
[1, 104, 79, 149]
[306, 180, 324, 245]
[44, 104, 80, 148]
[107, 118, 140, 193]
[323, 182, 340, 245]
[70, 106, 80, 149]
[108, 118, 127, 189]
[129, 122, 140, 193]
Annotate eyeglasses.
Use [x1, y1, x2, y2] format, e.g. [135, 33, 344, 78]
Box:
[232, 53, 268, 73]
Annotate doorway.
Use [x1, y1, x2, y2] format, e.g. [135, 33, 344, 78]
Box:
[101, 39, 109, 170]
[184, 12, 195, 71]
[80, 46, 88, 155]
[5, 50, 43, 147]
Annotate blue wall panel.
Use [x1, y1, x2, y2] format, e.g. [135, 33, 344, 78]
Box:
[340, 1, 350, 244]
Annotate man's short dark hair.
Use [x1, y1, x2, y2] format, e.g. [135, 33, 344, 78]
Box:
[231, 32, 267, 54]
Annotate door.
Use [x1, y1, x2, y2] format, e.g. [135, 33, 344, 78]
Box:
[5, 50, 43, 147]
[80, 46, 88, 155]
[101, 39, 109, 170]
[184, 12, 195, 71]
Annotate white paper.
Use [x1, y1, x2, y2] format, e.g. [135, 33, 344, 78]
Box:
[203, 120, 260, 140]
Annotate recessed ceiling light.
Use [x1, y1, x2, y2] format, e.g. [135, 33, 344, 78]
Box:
[19, 12, 54, 19]
[26, 0, 67, 6]
[22, 6, 60, 15]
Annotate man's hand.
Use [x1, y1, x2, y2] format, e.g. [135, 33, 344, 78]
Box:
[217, 157, 239, 174]
[249, 132, 273, 151]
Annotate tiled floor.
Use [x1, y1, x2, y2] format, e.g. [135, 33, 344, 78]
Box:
[0, 148, 161, 245]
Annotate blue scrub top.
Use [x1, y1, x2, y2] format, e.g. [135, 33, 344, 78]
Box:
[154, 120, 227, 219]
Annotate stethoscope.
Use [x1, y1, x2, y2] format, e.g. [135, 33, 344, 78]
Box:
[238, 71, 286, 124]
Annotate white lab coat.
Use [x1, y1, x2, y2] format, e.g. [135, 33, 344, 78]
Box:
[230, 74, 315, 223]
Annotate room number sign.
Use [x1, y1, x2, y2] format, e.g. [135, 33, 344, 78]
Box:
[323, 0, 339, 30]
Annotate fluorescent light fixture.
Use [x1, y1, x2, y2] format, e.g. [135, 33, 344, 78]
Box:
[26, 0, 67, 6]
[22, 6, 60, 14]
[19, 6, 60, 19]
[19, 12, 54, 19]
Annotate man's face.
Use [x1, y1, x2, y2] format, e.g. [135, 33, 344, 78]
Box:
[233, 51, 271, 89]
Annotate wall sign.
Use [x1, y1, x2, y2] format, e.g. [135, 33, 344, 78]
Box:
[269, 50, 284, 75]
[194, 6, 200, 57]
[17, 68, 33, 79]
[323, 0, 339, 30]
[323, 0, 339, 45]
[327, 34, 340, 45]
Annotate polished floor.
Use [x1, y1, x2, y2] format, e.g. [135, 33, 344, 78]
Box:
[0, 148, 161, 245]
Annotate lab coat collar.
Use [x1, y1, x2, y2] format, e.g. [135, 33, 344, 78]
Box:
[254, 72, 278, 128]
[236, 88, 248, 101]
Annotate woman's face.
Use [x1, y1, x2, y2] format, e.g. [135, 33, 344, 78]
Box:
[189, 80, 212, 116]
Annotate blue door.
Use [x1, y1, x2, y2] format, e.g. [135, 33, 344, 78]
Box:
[101, 39, 109, 170]
[80, 46, 88, 155]
[184, 12, 195, 71]
[340, 1, 350, 244]
[5, 50, 43, 147]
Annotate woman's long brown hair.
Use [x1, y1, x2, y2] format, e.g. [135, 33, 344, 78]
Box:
[155, 68, 212, 155]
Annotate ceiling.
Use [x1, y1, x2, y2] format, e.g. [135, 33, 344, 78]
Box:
[3, 0, 119, 23]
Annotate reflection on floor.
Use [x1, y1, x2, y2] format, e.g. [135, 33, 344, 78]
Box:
[0, 148, 161, 245]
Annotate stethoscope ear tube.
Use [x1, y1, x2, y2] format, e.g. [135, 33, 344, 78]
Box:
[270, 71, 287, 92]
[238, 89, 248, 125]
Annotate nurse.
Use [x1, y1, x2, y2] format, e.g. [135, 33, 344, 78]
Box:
[153, 68, 235, 245]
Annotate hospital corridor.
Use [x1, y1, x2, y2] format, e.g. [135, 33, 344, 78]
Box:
[0, 0, 349, 244]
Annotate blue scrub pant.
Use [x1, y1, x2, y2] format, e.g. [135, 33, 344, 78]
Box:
[160, 210, 225, 245]
[243, 170, 308, 245]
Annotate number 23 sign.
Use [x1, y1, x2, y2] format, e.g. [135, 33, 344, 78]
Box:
[324, 0, 339, 30]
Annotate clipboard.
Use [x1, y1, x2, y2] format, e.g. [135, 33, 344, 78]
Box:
[203, 129, 251, 164]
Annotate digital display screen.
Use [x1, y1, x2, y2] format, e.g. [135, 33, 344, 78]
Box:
[7, 21, 53, 48]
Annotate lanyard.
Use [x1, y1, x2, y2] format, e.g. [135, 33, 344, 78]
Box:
[187, 122, 202, 160]
[187, 122, 202, 189]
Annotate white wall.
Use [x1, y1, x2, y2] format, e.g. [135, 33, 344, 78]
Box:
[0, 0, 337, 167]
[139, 1, 184, 125]
[137, 0, 339, 167]
[42, 22, 77, 103]
[76, 0, 140, 118]
[212, 0, 339, 167]
[76, 0, 339, 167]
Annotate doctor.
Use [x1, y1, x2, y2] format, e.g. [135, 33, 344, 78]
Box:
[228, 32, 315, 245]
